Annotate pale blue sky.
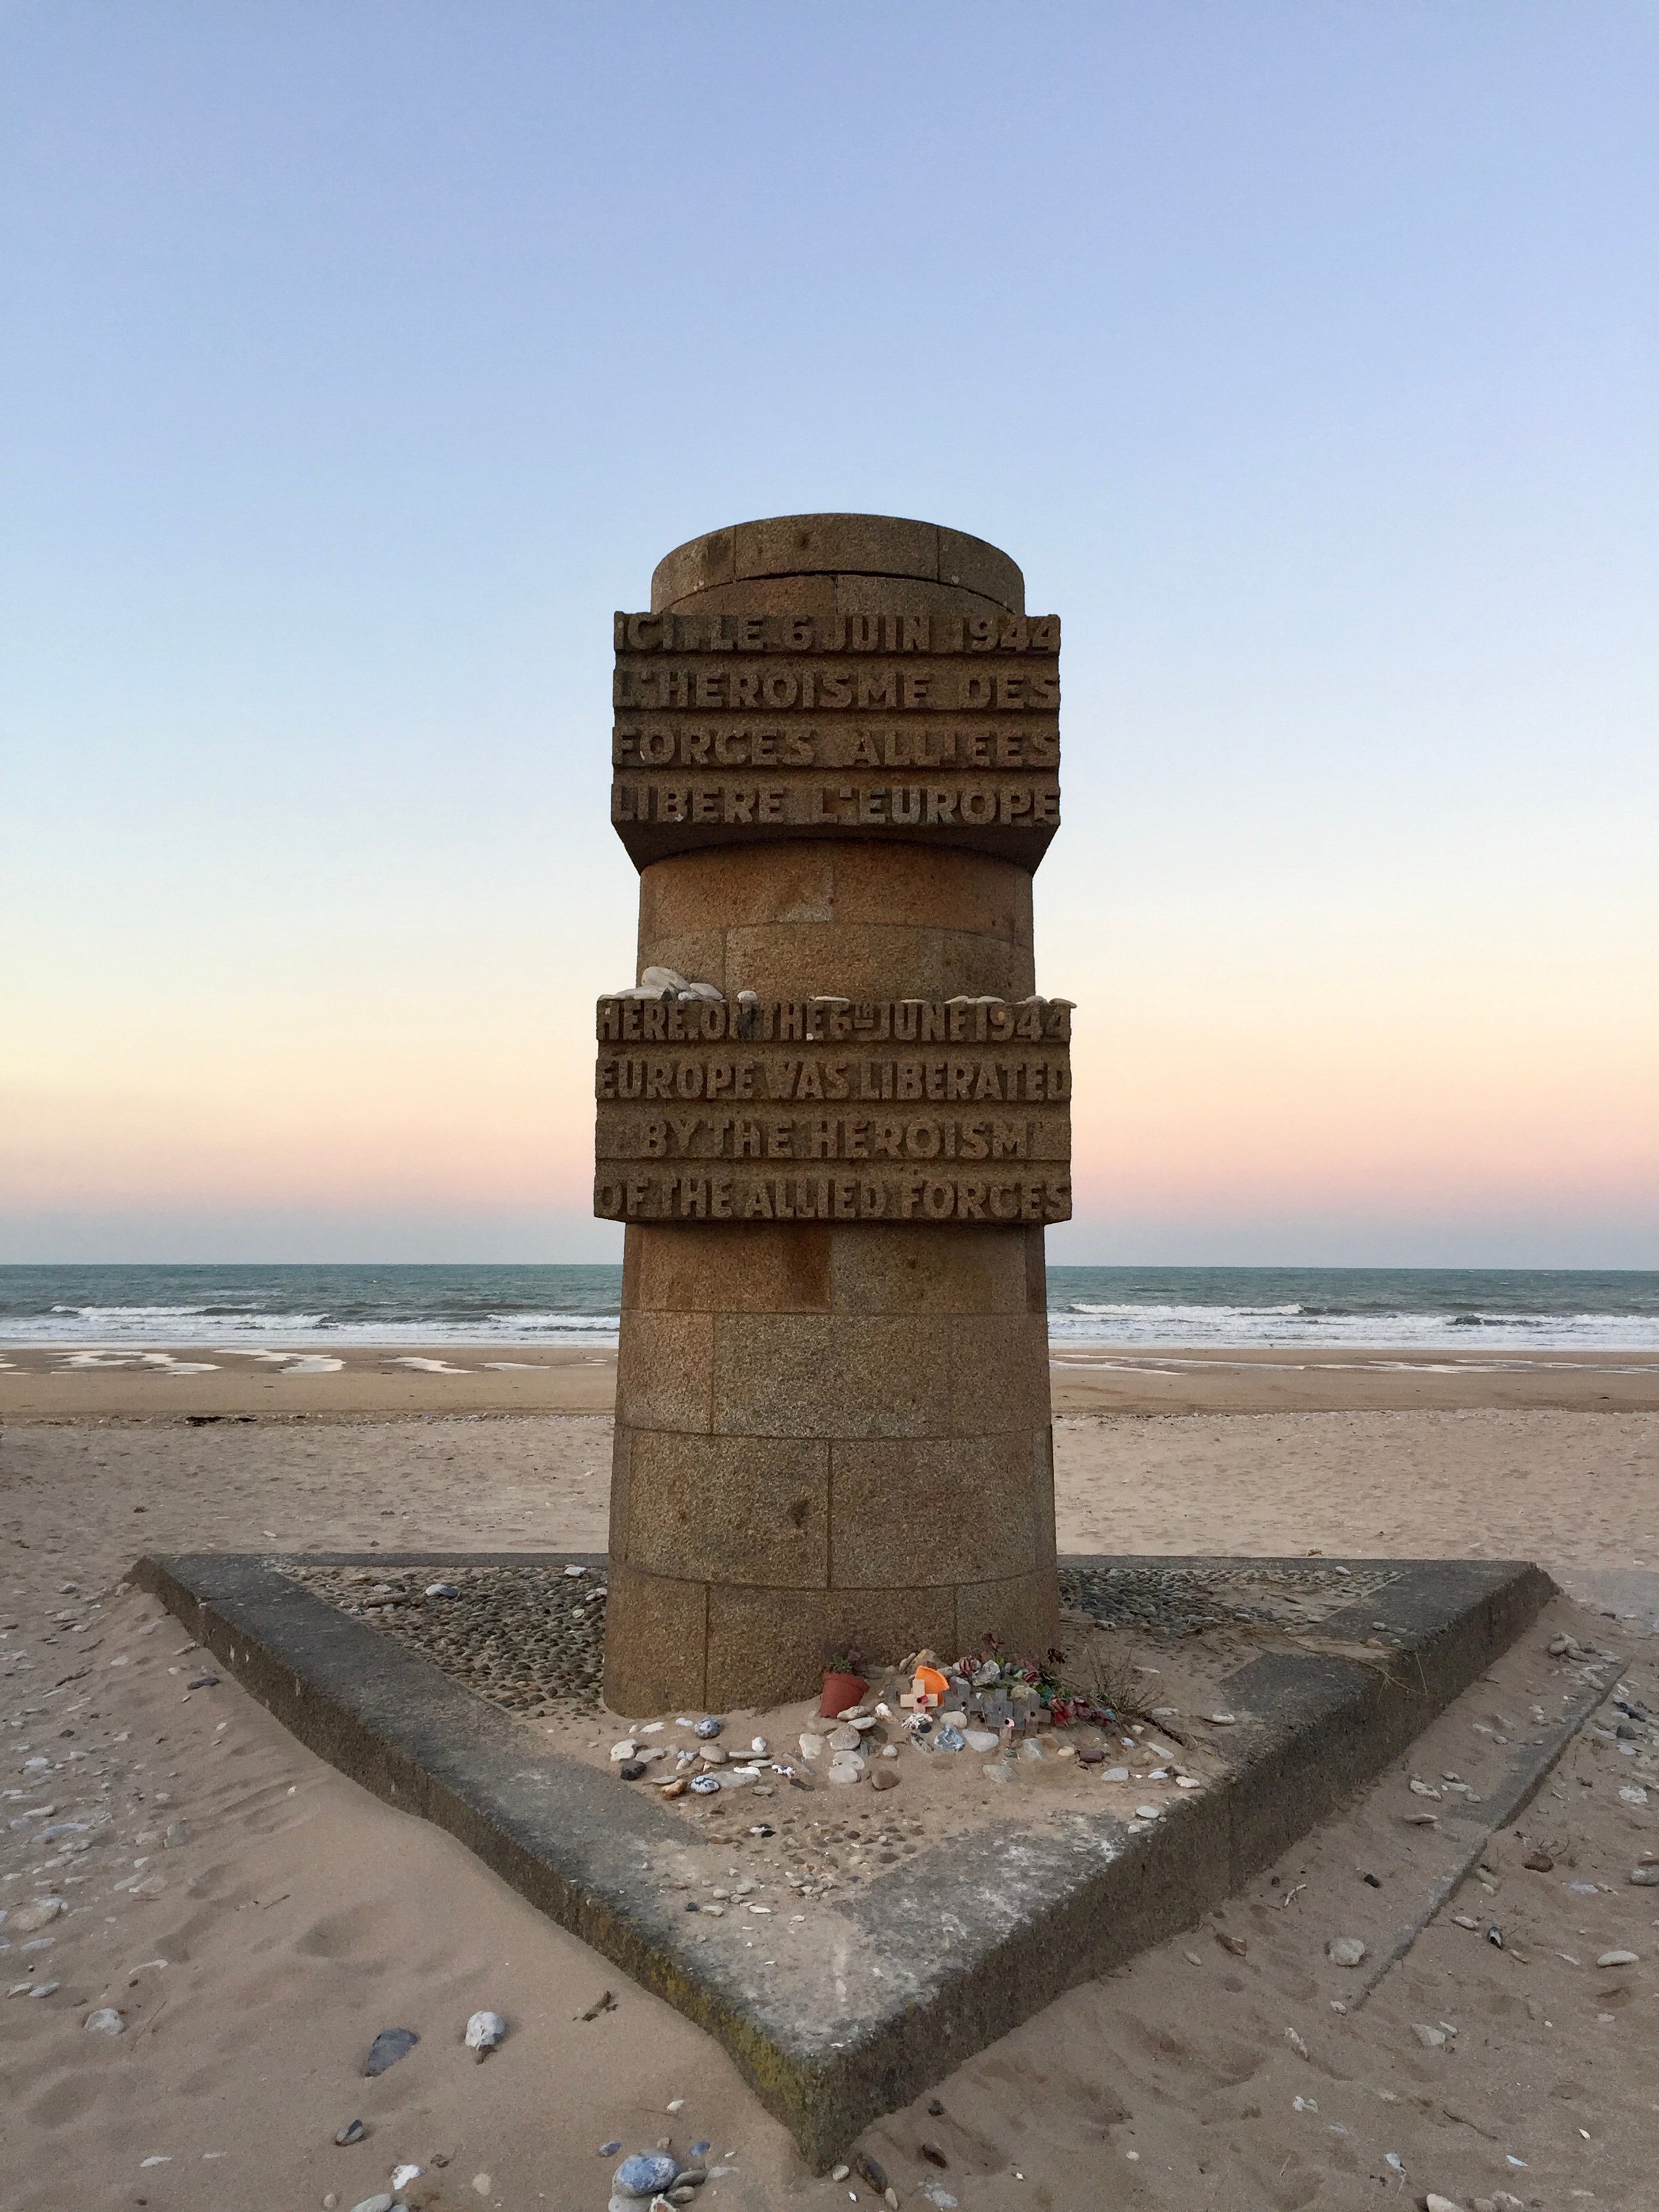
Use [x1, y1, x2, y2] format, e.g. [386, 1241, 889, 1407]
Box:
[3, 3, 1655, 1263]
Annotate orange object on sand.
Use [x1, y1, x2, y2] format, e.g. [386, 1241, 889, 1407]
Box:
[913, 1665, 950, 1706]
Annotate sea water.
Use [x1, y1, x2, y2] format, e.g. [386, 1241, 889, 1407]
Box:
[1, 1263, 1656, 1352]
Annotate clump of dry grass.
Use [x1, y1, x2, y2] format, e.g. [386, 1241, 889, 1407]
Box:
[1081, 1644, 1167, 1728]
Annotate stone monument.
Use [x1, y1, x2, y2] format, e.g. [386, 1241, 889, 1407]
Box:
[596, 514, 1070, 1713]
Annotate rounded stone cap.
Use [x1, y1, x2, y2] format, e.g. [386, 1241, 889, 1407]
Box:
[651, 513, 1023, 615]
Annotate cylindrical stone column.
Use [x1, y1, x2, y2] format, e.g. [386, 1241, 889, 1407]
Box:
[600, 516, 1066, 1713]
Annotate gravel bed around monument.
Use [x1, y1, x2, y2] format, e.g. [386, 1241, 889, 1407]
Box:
[284, 1558, 1401, 1720]
[282, 1555, 1253, 1874]
[286, 1559, 607, 1714]
[1060, 1559, 1405, 1637]
[279, 1553, 1476, 1917]
[283, 1555, 1411, 1866]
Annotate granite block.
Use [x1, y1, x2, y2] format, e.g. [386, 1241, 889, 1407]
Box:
[623, 1431, 830, 1587]
[638, 845, 838, 934]
[712, 1313, 946, 1439]
[602, 1562, 710, 1715]
[734, 512, 941, 588]
[826, 1223, 1033, 1315]
[954, 1565, 1061, 1660]
[628, 1221, 833, 1315]
[614, 1309, 714, 1433]
[828, 1430, 1042, 1586]
[703, 1580, 958, 1709]
[722, 922, 1033, 1003]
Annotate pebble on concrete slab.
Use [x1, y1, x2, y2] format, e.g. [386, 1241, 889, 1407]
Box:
[613, 2151, 678, 2198]
[1326, 1936, 1367, 1967]
[84, 2007, 125, 2034]
[1411, 2023, 1447, 2049]
[1597, 1948, 1640, 1967]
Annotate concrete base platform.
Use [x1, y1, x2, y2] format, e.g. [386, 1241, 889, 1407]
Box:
[132, 1549, 1552, 2167]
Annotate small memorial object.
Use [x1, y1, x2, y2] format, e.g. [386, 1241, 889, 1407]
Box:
[819, 1656, 868, 1719]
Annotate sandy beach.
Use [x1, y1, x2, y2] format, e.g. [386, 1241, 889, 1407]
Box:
[3, 1374, 1657, 2209]
[3, 1343, 1656, 1419]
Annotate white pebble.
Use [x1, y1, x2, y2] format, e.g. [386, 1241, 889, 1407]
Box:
[84, 2007, 125, 2034]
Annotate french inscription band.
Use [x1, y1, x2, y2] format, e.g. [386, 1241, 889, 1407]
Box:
[599, 516, 1067, 1712]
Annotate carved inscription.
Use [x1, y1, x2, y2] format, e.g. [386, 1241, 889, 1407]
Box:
[610, 609, 1061, 867]
[593, 996, 1072, 1225]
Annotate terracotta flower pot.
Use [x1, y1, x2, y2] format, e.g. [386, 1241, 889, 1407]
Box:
[819, 1671, 868, 1719]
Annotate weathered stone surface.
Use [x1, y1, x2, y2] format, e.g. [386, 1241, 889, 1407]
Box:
[954, 1568, 1062, 1660]
[730, 514, 954, 596]
[613, 1311, 714, 1433]
[606, 518, 1063, 1705]
[827, 1433, 1042, 1587]
[603, 1563, 710, 1715]
[626, 1220, 834, 1315]
[651, 514, 1023, 615]
[722, 921, 1036, 1004]
[638, 840, 1033, 943]
[703, 1582, 959, 1713]
[621, 1432, 831, 1587]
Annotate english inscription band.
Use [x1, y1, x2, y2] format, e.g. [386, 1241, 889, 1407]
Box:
[592, 996, 1073, 1227]
[594, 1170, 1071, 1225]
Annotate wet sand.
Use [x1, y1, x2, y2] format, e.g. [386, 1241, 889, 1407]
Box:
[3, 1342, 1656, 1417]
